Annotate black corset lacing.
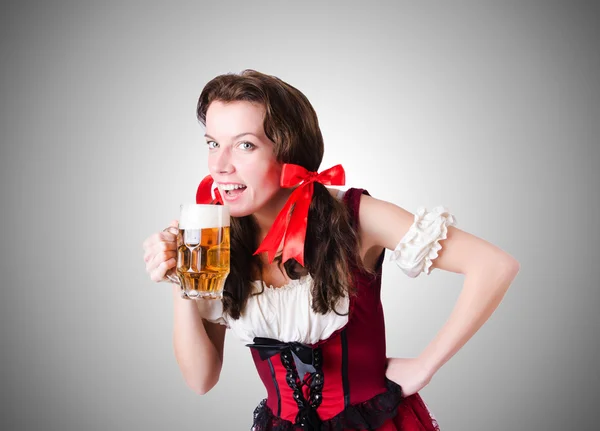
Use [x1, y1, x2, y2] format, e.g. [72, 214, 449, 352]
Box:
[247, 337, 405, 431]
[247, 337, 324, 430]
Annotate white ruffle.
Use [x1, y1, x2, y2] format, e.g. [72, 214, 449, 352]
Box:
[196, 298, 229, 328]
[195, 275, 350, 345]
[389, 205, 457, 278]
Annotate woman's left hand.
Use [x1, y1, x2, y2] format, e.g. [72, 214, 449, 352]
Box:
[385, 357, 433, 397]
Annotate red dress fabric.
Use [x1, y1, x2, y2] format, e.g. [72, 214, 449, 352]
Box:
[247, 188, 440, 430]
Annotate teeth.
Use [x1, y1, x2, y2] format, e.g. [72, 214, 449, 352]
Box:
[220, 184, 246, 191]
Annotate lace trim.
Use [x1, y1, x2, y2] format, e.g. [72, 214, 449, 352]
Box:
[250, 378, 404, 431]
[252, 274, 313, 291]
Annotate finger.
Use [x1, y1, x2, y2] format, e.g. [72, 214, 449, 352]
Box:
[144, 240, 177, 263]
[146, 250, 177, 273]
[160, 230, 178, 242]
[144, 232, 164, 248]
[162, 221, 179, 238]
[142, 235, 153, 249]
[143, 222, 177, 249]
[150, 257, 177, 283]
[146, 249, 176, 273]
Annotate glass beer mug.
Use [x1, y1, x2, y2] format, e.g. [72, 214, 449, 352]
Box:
[163, 204, 230, 300]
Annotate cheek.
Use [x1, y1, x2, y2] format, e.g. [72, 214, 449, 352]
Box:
[250, 163, 281, 188]
[265, 167, 282, 189]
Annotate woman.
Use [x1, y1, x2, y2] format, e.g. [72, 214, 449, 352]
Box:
[142, 69, 520, 430]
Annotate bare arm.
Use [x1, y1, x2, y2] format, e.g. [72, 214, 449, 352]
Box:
[358, 194, 520, 376]
[172, 284, 226, 395]
[143, 221, 226, 394]
[414, 227, 519, 375]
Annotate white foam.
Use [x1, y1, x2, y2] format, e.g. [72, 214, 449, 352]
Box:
[179, 204, 230, 229]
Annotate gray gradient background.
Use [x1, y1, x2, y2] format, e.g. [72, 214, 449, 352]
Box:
[1, 0, 598, 430]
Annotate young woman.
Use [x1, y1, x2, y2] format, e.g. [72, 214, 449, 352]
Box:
[142, 69, 520, 430]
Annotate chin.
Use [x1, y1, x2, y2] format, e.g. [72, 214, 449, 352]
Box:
[225, 201, 255, 218]
[228, 207, 252, 218]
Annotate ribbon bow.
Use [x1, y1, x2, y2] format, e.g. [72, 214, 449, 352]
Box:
[195, 175, 223, 205]
[247, 337, 318, 385]
[246, 336, 315, 365]
[254, 163, 345, 266]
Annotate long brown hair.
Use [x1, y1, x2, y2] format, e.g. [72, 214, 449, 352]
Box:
[197, 69, 373, 319]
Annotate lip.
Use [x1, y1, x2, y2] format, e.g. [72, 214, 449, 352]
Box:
[218, 184, 247, 202]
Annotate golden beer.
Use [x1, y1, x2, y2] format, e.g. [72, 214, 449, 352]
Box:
[176, 226, 230, 298]
[169, 204, 230, 299]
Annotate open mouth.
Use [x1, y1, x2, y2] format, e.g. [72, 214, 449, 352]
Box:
[220, 184, 247, 197]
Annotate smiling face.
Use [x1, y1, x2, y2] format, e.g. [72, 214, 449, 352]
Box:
[205, 100, 283, 218]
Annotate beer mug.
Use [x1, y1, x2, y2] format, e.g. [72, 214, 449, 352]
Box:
[163, 204, 230, 300]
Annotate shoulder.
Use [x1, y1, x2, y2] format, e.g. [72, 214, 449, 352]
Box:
[326, 186, 414, 252]
[357, 193, 415, 251]
[330, 188, 412, 241]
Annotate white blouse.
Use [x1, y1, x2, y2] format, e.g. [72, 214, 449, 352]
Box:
[196, 275, 350, 345]
[195, 198, 457, 345]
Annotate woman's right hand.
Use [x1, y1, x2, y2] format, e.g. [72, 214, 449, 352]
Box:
[143, 219, 179, 283]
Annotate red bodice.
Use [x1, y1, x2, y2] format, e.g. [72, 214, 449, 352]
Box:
[247, 188, 440, 431]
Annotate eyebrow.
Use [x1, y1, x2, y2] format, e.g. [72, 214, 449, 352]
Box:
[204, 132, 260, 140]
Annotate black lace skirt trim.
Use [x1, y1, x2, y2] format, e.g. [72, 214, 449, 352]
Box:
[251, 378, 403, 431]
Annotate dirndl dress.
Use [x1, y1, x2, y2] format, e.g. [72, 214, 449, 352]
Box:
[197, 187, 457, 430]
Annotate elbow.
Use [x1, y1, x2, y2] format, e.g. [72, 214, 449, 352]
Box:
[484, 256, 520, 287]
[190, 385, 211, 396]
[502, 256, 521, 279]
[188, 375, 219, 396]
[175, 354, 222, 396]
[469, 254, 520, 284]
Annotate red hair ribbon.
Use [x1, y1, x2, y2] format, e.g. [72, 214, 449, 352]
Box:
[254, 163, 345, 266]
[196, 175, 223, 205]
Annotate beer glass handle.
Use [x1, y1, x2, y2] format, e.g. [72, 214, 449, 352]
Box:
[162, 226, 181, 286]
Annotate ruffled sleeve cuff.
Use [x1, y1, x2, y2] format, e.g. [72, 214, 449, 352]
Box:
[195, 298, 230, 328]
[389, 205, 457, 278]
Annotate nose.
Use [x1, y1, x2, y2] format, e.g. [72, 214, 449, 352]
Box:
[210, 146, 235, 174]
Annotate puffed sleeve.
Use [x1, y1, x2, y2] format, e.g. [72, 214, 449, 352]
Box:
[389, 205, 457, 278]
[195, 298, 230, 328]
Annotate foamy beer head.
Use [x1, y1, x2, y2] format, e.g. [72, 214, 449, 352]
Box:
[179, 204, 230, 229]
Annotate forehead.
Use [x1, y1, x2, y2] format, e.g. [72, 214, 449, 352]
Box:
[205, 100, 265, 137]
